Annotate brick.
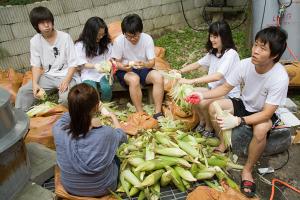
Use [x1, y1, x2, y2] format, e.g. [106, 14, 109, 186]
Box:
[143, 19, 154, 32]
[91, 6, 108, 19]
[26, 0, 64, 16]
[68, 25, 84, 41]
[77, 9, 93, 25]
[184, 8, 201, 20]
[162, 2, 180, 15]
[19, 53, 31, 71]
[91, 0, 119, 7]
[121, 10, 143, 21]
[181, 0, 195, 11]
[149, 28, 167, 38]
[0, 5, 29, 24]
[11, 21, 36, 39]
[0, 37, 30, 56]
[143, 6, 162, 20]
[0, 25, 14, 42]
[126, 0, 152, 11]
[170, 13, 185, 24]
[153, 15, 171, 29]
[0, 55, 24, 71]
[61, 0, 93, 13]
[54, 13, 80, 30]
[105, 1, 130, 18]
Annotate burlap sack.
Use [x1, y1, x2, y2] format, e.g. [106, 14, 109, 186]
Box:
[25, 104, 68, 150]
[154, 46, 166, 58]
[0, 68, 24, 103]
[162, 100, 199, 131]
[121, 112, 158, 135]
[285, 61, 300, 87]
[154, 57, 171, 71]
[55, 166, 116, 200]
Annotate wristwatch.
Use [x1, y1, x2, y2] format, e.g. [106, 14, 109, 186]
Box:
[240, 117, 246, 126]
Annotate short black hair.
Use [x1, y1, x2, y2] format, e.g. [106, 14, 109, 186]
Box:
[206, 21, 236, 58]
[121, 14, 143, 34]
[255, 26, 288, 63]
[29, 6, 54, 33]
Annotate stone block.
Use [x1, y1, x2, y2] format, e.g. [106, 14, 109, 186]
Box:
[121, 10, 143, 21]
[11, 21, 36, 39]
[126, 0, 152, 11]
[284, 98, 298, 113]
[181, 0, 195, 11]
[105, 16, 122, 24]
[151, 0, 162, 6]
[0, 37, 30, 56]
[143, 19, 154, 32]
[170, 13, 185, 24]
[91, 0, 120, 7]
[149, 28, 167, 38]
[61, 0, 93, 13]
[153, 15, 171, 29]
[162, 0, 180, 5]
[68, 25, 84, 41]
[184, 8, 201, 20]
[194, 0, 205, 8]
[227, 0, 246, 7]
[91, 6, 108, 19]
[165, 22, 186, 31]
[0, 25, 14, 42]
[0, 55, 24, 71]
[106, 1, 130, 18]
[77, 9, 93, 25]
[0, 5, 29, 24]
[143, 6, 162, 20]
[54, 13, 80, 30]
[26, 142, 56, 185]
[26, 0, 64, 16]
[162, 2, 180, 15]
[19, 53, 31, 70]
[14, 182, 56, 200]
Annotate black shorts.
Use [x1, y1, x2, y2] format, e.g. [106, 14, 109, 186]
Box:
[230, 98, 280, 126]
[115, 68, 153, 88]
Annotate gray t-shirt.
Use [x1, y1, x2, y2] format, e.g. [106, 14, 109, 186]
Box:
[53, 113, 127, 197]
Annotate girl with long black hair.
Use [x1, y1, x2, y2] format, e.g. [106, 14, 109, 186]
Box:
[75, 17, 113, 102]
[177, 20, 241, 137]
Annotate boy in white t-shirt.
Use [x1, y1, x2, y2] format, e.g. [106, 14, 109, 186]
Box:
[15, 6, 78, 111]
[186, 26, 289, 198]
[111, 14, 164, 119]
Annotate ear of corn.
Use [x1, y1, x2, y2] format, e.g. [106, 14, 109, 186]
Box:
[135, 159, 176, 172]
[141, 169, 165, 187]
[205, 138, 221, 147]
[122, 169, 142, 188]
[128, 157, 145, 167]
[155, 147, 187, 157]
[195, 171, 215, 180]
[120, 172, 131, 198]
[160, 170, 172, 187]
[182, 179, 192, 190]
[190, 163, 199, 176]
[129, 187, 140, 196]
[137, 190, 145, 200]
[166, 166, 186, 192]
[155, 131, 172, 146]
[204, 180, 223, 192]
[177, 141, 199, 158]
[212, 102, 232, 148]
[174, 166, 197, 182]
[145, 143, 155, 161]
[157, 155, 191, 168]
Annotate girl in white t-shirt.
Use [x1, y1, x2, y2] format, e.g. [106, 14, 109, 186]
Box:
[177, 21, 240, 137]
[75, 17, 113, 102]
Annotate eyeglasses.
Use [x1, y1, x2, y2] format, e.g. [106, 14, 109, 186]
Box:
[124, 33, 140, 40]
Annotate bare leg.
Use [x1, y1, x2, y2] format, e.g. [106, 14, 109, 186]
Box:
[208, 98, 234, 152]
[146, 70, 164, 113]
[124, 72, 143, 112]
[242, 121, 271, 193]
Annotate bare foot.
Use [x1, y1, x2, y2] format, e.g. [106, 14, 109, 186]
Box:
[214, 143, 226, 153]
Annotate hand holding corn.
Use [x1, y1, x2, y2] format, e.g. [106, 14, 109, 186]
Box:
[217, 113, 240, 130]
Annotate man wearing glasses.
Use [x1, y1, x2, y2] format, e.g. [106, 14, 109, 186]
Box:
[112, 14, 164, 119]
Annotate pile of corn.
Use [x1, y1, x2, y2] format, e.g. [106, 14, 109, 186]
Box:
[116, 130, 243, 200]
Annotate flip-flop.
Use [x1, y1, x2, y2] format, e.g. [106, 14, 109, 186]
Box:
[241, 180, 256, 198]
[202, 130, 215, 138]
[194, 123, 205, 132]
[153, 112, 164, 120]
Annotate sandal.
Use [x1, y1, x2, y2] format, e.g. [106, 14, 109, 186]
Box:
[202, 130, 215, 138]
[194, 123, 205, 132]
[153, 112, 164, 120]
[241, 180, 256, 198]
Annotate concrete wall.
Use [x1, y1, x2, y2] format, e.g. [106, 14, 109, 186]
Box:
[0, 0, 243, 71]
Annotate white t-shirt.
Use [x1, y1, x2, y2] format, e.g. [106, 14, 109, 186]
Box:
[227, 58, 289, 112]
[111, 33, 155, 63]
[197, 49, 241, 98]
[75, 41, 112, 82]
[30, 30, 78, 77]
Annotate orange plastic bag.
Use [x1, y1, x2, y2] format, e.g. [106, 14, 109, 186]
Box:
[22, 71, 32, 86]
[162, 100, 199, 131]
[121, 112, 158, 135]
[285, 61, 300, 87]
[154, 46, 166, 58]
[25, 104, 68, 150]
[154, 57, 171, 71]
[108, 21, 122, 42]
[0, 68, 24, 103]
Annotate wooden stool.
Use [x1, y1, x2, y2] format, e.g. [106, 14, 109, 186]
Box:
[55, 166, 116, 200]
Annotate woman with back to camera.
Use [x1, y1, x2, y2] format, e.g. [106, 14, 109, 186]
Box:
[53, 83, 127, 197]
